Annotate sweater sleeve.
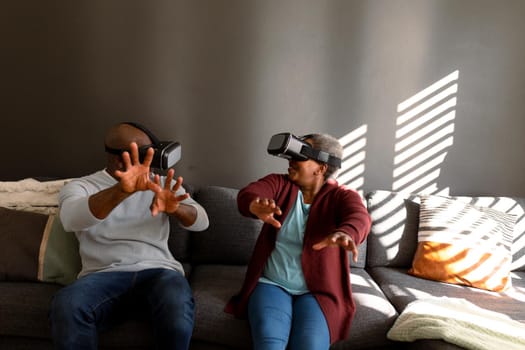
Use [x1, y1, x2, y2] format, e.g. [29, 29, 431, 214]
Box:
[175, 185, 209, 231]
[58, 181, 103, 232]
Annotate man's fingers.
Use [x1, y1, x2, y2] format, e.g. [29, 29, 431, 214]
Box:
[129, 142, 140, 164]
[141, 147, 154, 167]
[147, 180, 161, 193]
[150, 203, 159, 217]
[172, 176, 183, 192]
[164, 169, 174, 189]
[175, 193, 190, 202]
[121, 151, 132, 169]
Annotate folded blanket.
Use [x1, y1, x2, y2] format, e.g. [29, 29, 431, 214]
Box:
[387, 296, 525, 350]
[0, 178, 70, 214]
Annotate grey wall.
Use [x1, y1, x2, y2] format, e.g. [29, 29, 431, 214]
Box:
[1, 0, 524, 196]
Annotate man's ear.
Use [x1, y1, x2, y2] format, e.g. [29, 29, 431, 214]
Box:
[106, 153, 125, 176]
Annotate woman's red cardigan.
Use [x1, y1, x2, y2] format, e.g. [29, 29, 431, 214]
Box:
[224, 174, 372, 343]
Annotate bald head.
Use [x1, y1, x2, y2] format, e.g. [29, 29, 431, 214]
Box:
[103, 123, 154, 176]
[104, 123, 152, 150]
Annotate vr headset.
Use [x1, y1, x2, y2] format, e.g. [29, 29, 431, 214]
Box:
[104, 122, 181, 170]
[267, 132, 342, 168]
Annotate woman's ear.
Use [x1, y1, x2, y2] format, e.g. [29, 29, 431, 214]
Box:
[315, 163, 328, 176]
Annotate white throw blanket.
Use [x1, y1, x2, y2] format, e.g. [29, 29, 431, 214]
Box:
[0, 178, 70, 214]
[387, 296, 525, 350]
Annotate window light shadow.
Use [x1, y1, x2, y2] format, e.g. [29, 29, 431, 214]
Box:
[464, 197, 525, 272]
[337, 124, 367, 196]
[366, 70, 525, 302]
[393, 70, 459, 195]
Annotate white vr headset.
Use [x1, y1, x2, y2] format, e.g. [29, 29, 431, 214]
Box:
[267, 132, 341, 168]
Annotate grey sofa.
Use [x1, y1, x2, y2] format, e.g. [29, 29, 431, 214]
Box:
[1, 184, 524, 350]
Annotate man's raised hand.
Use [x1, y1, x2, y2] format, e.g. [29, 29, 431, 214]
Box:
[150, 169, 190, 216]
[114, 142, 158, 194]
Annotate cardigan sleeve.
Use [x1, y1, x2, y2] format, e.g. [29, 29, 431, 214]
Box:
[237, 174, 286, 218]
[335, 187, 371, 245]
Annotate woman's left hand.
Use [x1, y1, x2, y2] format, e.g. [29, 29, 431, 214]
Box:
[312, 231, 359, 262]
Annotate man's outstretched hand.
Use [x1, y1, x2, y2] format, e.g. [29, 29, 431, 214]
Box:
[150, 169, 190, 216]
[114, 142, 159, 194]
[89, 142, 158, 220]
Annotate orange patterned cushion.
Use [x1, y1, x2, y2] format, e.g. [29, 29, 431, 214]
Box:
[409, 196, 515, 292]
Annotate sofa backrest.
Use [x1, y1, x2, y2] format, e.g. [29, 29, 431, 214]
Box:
[167, 184, 195, 263]
[177, 184, 368, 268]
[365, 190, 420, 268]
[189, 185, 262, 265]
[365, 190, 525, 272]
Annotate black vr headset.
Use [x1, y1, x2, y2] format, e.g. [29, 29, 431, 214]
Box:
[267, 132, 342, 168]
[104, 122, 181, 170]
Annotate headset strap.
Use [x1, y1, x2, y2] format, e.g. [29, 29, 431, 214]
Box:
[301, 147, 342, 168]
[123, 121, 161, 145]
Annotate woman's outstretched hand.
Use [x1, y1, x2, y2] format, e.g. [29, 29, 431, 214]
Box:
[312, 231, 359, 262]
[249, 197, 282, 228]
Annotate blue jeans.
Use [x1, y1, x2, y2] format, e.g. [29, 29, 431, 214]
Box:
[248, 282, 330, 350]
[49, 268, 194, 350]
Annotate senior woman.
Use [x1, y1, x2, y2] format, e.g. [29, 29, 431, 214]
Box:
[225, 133, 372, 350]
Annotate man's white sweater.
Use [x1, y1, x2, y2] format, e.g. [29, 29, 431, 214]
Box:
[59, 170, 208, 278]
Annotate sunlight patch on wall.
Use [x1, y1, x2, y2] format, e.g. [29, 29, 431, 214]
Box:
[338, 124, 367, 195]
[393, 70, 459, 195]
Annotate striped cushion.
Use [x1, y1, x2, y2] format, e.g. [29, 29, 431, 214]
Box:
[409, 196, 515, 292]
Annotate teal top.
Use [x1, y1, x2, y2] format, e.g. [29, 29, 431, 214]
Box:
[260, 191, 310, 294]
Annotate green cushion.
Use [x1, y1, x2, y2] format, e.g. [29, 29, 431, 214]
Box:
[39, 214, 81, 285]
[0, 207, 81, 285]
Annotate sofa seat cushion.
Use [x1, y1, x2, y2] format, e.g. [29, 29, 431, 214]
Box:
[0, 282, 60, 339]
[189, 264, 252, 349]
[368, 267, 525, 324]
[331, 268, 399, 349]
[0, 281, 156, 348]
[190, 264, 399, 350]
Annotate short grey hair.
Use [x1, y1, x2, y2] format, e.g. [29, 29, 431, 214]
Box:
[303, 133, 343, 179]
